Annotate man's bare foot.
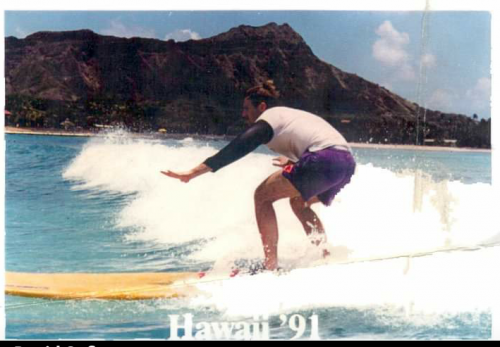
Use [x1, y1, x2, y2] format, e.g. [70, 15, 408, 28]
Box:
[264, 258, 278, 271]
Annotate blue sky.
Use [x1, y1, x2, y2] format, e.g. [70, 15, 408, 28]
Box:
[4, 11, 492, 119]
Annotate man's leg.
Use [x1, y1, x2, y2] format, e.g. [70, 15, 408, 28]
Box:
[289, 196, 324, 242]
[290, 196, 330, 257]
[254, 170, 302, 270]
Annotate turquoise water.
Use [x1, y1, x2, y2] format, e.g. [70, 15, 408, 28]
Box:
[352, 147, 491, 185]
[5, 133, 498, 340]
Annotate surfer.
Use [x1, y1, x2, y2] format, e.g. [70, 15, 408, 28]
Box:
[162, 81, 356, 271]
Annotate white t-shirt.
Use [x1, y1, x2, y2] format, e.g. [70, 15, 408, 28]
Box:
[256, 107, 350, 162]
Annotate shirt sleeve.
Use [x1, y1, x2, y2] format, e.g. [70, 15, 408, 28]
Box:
[255, 108, 282, 134]
[203, 120, 274, 172]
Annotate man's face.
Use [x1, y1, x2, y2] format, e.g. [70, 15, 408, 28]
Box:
[242, 98, 266, 125]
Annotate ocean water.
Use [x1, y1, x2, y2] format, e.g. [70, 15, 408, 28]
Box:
[4, 131, 499, 340]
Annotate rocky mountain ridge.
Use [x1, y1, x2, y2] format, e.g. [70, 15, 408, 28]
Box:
[5, 23, 490, 147]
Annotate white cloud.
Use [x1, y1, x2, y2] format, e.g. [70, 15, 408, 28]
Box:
[373, 21, 411, 67]
[396, 63, 416, 81]
[165, 29, 202, 42]
[421, 53, 437, 69]
[426, 80, 490, 116]
[101, 19, 156, 39]
[466, 77, 491, 111]
[372, 21, 416, 82]
[427, 89, 456, 111]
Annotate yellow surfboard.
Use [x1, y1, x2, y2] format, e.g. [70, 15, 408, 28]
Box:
[5, 271, 205, 300]
[11, 242, 497, 300]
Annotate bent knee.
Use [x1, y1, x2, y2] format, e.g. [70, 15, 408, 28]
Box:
[254, 184, 284, 205]
[254, 185, 272, 205]
[290, 196, 320, 211]
[290, 196, 307, 212]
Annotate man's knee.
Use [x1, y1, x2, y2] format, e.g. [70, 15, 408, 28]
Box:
[254, 170, 302, 206]
[290, 196, 320, 213]
[290, 196, 307, 214]
[254, 184, 273, 205]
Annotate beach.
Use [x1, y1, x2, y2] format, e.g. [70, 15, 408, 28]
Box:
[4, 126, 492, 153]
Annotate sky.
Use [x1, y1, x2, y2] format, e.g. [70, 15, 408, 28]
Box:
[3, 10, 492, 119]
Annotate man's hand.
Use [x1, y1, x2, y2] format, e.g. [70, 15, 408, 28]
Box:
[161, 163, 212, 183]
[272, 156, 292, 168]
[161, 170, 195, 183]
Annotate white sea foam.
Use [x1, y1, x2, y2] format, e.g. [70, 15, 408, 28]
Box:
[63, 131, 499, 317]
[190, 246, 499, 318]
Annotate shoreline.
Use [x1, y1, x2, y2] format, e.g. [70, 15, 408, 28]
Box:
[4, 126, 492, 153]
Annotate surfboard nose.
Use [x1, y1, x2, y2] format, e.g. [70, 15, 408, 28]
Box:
[5, 271, 202, 300]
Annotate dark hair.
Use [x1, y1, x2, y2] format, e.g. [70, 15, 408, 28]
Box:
[245, 80, 280, 108]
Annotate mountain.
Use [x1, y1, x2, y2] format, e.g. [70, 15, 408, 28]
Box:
[4, 23, 490, 147]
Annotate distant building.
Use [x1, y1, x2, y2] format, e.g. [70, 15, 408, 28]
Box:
[60, 118, 75, 130]
[443, 139, 457, 147]
[94, 124, 114, 129]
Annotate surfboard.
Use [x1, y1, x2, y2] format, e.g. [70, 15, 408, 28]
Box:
[7, 241, 499, 300]
[312, 240, 500, 268]
[5, 271, 206, 300]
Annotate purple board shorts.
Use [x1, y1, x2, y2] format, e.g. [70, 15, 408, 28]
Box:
[282, 147, 356, 206]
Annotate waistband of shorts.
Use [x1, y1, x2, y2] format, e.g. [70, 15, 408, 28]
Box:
[329, 145, 352, 153]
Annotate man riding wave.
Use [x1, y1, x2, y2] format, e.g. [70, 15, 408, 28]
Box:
[163, 81, 356, 271]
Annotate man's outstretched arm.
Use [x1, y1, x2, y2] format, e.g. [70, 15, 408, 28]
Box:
[161, 163, 212, 183]
[162, 120, 273, 183]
